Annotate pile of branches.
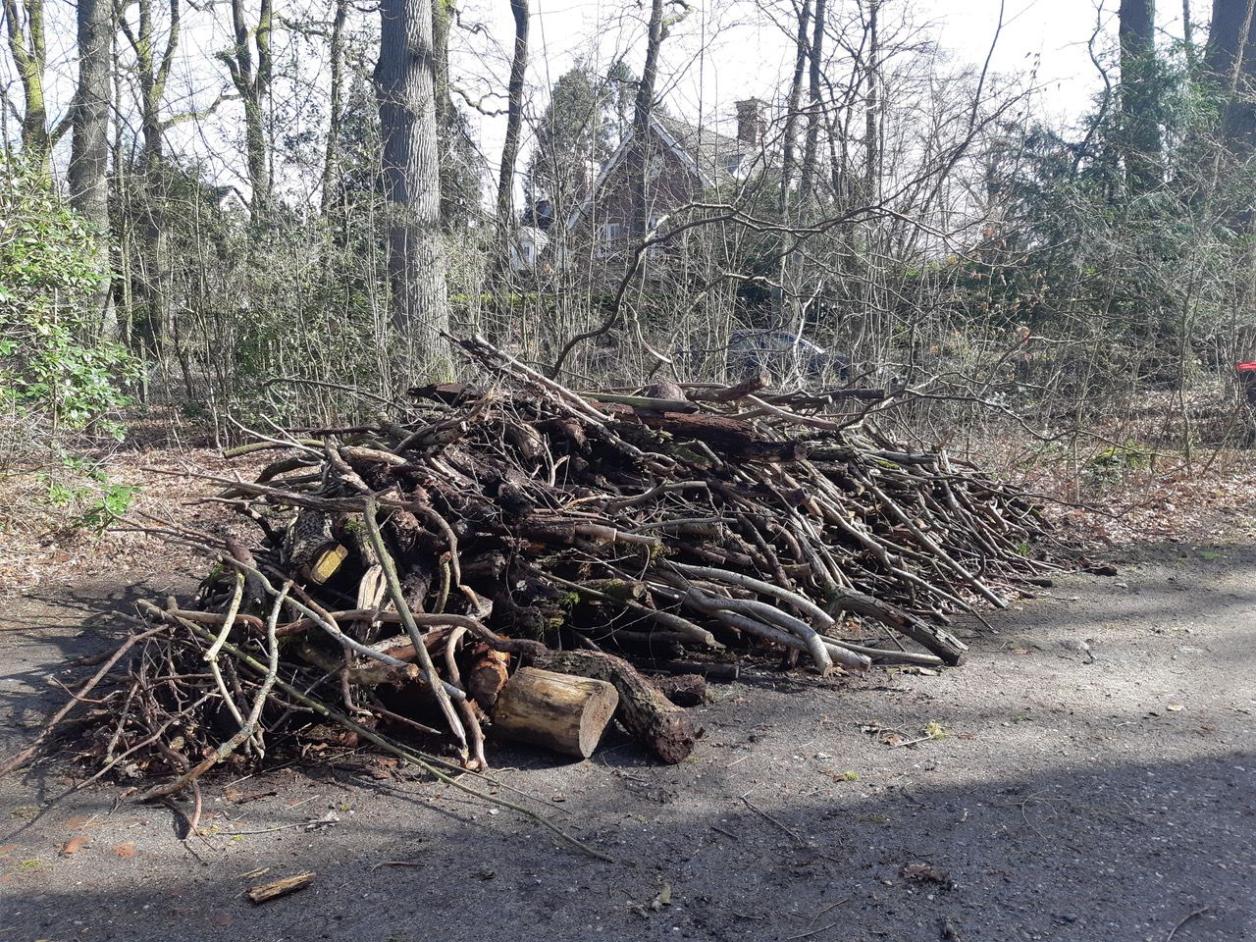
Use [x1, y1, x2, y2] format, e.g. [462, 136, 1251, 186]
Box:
[2, 336, 1057, 796]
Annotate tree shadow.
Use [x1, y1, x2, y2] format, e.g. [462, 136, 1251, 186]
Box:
[1, 541, 1254, 940]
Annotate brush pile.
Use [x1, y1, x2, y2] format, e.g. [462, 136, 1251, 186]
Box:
[3, 336, 1057, 793]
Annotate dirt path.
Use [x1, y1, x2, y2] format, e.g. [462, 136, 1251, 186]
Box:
[2, 541, 1254, 942]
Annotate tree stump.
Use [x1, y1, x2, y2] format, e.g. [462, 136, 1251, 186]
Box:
[491, 667, 619, 759]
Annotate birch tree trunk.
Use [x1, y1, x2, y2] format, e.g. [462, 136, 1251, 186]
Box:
[375, 0, 452, 376]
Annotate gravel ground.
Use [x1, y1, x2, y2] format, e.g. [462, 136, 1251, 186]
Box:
[1, 540, 1254, 942]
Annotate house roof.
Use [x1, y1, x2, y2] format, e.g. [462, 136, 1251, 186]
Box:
[652, 113, 749, 185]
[565, 113, 751, 231]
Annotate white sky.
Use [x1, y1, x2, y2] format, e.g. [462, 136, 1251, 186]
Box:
[452, 0, 1192, 199]
[0, 0, 1198, 199]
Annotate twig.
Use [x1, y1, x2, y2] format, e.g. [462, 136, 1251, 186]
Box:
[1165, 907, 1209, 942]
[741, 794, 806, 847]
[0, 626, 169, 776]
[140, 583, 289, 800]
[364, 496, 469, 758]
[157, 613, 615, 862]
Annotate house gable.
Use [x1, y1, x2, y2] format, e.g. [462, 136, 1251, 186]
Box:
[565, 113, 747, 233]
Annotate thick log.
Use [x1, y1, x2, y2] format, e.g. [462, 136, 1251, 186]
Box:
[408, 381, 483, 405]
[533, 650, 698, 764]
[683, 373, 769, 403]
[491, 667, 619, 759]
[635, 411, 807, 463]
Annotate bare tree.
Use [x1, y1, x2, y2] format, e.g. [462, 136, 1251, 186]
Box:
[496, 0, 529, 229]
[219, 0, 273, 224]
[779, 0, 812, 214]
[863, 0, 879, 199]
[320, 0, 349, 215]
[119, 0, 182, 165]
[2, 0, 63, 173]
[1118, 0, 1160, 190]
[627, 0, 667, 242]
[798, 0, 827, 205]
[375, 0, 451, 373]
[69, 0, 114, 336]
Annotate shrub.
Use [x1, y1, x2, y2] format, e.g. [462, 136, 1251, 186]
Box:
[0, 162, 139, 442]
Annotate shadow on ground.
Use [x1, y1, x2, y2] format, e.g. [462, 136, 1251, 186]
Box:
[1, 541, 1254, 942]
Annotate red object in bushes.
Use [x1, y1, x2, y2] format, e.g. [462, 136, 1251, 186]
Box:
[1238, 362, 1256, 405]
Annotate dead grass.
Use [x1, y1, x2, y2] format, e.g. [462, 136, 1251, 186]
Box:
[0, 446, 261, 599]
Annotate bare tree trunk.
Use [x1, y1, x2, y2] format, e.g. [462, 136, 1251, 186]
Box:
[375, 0, 452, 375]
[221, 0, 273, 226]
[496, 0, 529, 229]
[779, 0, 811, 215]
[69, 0, 114, 338]
[1119, 0, 1161, 191]
[3, 0, 54, 175]
[778, 0, 812, 325]
[1207, 0, 1256, 146]
[320, 0, 348, 216]
[798, 0, 826, 206]
[864, 0, 879, 200]
[628, 0, 665, 243]
[121, 0, 179, 165]
[120, 0, 180, 357]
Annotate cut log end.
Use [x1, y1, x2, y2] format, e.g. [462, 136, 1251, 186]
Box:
[491, 667, 619, 759]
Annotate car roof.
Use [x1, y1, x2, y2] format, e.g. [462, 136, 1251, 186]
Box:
[729, 329, 825, 352]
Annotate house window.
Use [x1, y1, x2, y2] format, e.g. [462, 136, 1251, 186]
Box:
[596, 222, 624, 258]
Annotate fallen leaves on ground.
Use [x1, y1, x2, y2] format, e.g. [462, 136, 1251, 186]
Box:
[59, 836, 89, 856]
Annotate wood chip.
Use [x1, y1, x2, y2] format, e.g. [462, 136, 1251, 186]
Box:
[247, 871, 315, 904]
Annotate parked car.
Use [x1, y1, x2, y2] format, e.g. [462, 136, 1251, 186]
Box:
[725, 329, 849, 381]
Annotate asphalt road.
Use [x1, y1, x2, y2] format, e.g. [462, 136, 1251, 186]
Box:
[2, 541, 1253, 942]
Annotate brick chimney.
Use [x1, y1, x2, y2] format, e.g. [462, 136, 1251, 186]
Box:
[735, 98, 767, 147]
